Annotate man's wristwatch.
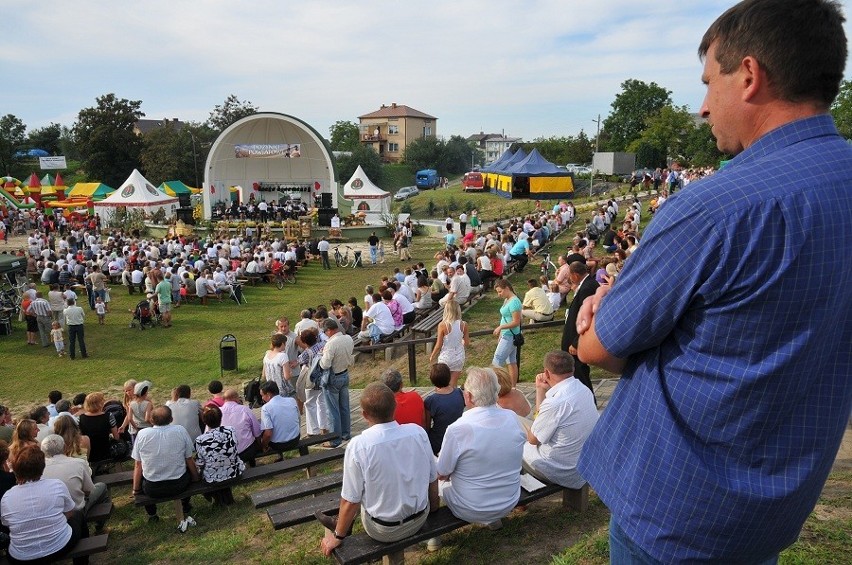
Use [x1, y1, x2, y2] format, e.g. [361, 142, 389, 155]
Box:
[333, 531, 346, 541]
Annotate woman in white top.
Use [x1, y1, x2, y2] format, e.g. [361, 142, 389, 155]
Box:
[429, 300, 470, 388]
[262, 333, 294, 397]
[413, 276, 433, 310]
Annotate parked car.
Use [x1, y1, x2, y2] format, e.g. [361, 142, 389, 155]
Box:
[462, 171, 484, 192]
[394, 186, 420, 201]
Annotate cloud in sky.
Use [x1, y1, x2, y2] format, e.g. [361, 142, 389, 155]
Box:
[3, 0, 851, 141]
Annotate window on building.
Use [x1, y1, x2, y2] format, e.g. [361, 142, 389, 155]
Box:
[423, 126, 432, 136]
[388, 142, 400, 152]
[388, 125, 399, 135]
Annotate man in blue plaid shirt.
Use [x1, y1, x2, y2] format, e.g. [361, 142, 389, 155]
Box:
[577, 1, 852, 562]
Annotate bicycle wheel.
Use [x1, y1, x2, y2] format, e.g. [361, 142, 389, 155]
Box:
[286, 273, 297, 284]
[276, 277, 284, 290]
[338, 255, 351, 268]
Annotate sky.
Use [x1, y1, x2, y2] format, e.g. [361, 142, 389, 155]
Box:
[4, 0, 852, 143]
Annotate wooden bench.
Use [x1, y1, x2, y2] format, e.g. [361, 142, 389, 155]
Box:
[0, 534, 110, 564]
[410, 309, 444, 354]
[86, 502, 114, 525]
[94, 433, 337, 488]
[252, 469, 343, 509]
[331, 483, 589, 565]
[134, 448, 345, 507]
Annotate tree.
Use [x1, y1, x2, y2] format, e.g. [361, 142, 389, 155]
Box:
[26, 123, 62, 156]
[830, 79, 852, 139]
[628, 105, 694, 168]
[139, 122, 214, 187]
[683, 122, 729, 168]
[207, 95, 258, 133]
[328, 120, 360, 152]
[0, 114, 26, 175]
[403, 137, 443, 173]
[335, 145, 384, 187]
[602, 79, 672, 152]
[440, 135, 475, 174]
[519, 134, 594, 166]
[73, 94, 144, 187]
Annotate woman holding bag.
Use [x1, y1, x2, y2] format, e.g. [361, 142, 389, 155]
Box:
[296, 330, 328, 436]
[492, 279, 522, 385]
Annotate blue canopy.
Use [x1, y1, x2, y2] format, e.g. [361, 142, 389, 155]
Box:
[492, 148, 528, 172]
[482, 148, 517, 173]
[505, 149, 567, 175]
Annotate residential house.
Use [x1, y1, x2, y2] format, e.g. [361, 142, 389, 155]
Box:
[358, 103, 437, 163]
[467, 132, 522, 164]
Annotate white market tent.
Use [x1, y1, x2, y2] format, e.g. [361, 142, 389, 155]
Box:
[342, 165, 390, 225]
[93, 169, 179, 222]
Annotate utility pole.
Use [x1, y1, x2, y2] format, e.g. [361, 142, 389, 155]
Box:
[590, 114, 602, 198]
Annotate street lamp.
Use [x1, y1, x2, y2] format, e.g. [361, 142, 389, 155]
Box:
[185, 129, 200, 188]
[590, 114, 602, 198]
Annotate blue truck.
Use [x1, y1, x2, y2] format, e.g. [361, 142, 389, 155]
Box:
[415, 169, 440, 189]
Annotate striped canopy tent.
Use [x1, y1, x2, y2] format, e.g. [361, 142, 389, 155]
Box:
[93, 169, 178, 222]
[67, 182, 116, 200]
[158, 180, 197, 196]
[490, 148, 574, 200]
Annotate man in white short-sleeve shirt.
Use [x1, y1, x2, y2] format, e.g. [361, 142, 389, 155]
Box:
[437, 368, 525, 527]
[318, 383, 438, 555]
[523, 351, 598, 489]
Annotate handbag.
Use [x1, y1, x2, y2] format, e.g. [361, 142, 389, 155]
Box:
[512, 331, 525, 347]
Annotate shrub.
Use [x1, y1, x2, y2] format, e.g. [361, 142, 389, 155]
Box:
[447, 197, 459, 212]
[426, 198, 437, 216]
[400, 201, 412, 214]
[464, 200, 475, 212]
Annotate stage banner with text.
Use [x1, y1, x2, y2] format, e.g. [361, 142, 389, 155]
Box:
[234, 144, 301, 158]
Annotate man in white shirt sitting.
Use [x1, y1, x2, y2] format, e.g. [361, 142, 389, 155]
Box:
[436, 367, 525, 530]
[317, 382, 438, 555]
[522, 351, 598, 489]
[358, 296, 395, 343]
[41, 434, 110, 519]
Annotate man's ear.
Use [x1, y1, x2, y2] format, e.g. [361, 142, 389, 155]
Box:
[740, 55, 764, 102]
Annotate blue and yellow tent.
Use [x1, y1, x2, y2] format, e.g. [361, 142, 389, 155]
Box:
[485, 149, 573, 199]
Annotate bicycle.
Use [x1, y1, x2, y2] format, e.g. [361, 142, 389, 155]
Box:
[540, 253, 557, 279]
[274, 266, 297, 289]
[333, 245, 352, 268]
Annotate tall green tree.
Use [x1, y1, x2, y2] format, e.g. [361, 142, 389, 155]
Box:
[207, 95, 258, 133]
[683, 122, 729, 167]
[73, 94, 144, 187]
[830, 79, 852, 139]
[0, 114, 26, 175]
[26, 123, 62, 156]
[139, 122, 214, 187]
[628, 105, 694, 167]
[335, 145, 384, 187]
[328, 120, 360, 151]
[403, 137, 443, 174]
[602, 79, 672, 152]
[440, 135, 476, 174]
[519, 134, 594, 166]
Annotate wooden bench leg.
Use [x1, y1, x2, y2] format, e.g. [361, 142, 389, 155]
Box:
[383, 550, 406, 565]
[562, 484, 589, 512]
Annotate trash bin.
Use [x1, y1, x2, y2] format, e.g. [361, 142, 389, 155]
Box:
[220, 334, 237, 376]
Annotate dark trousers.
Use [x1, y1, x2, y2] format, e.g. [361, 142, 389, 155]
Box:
[268, 435, 300, 456]
[402, 311, 416, 325]
[239, 441, 259, 467]
[460, 222, 466, 235]
[7, 509, 88, 564]
[511, 253, 528, 272]
[572, 354, 596, 406]
[68, 324, 87, 359]
[142, 472, 192, 516]
[321, 250, 330, 269]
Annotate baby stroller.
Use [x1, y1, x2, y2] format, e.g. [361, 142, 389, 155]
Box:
[129, 298, 160, 330]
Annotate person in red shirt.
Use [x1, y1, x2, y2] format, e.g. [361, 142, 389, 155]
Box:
[381, 369, 425, 428]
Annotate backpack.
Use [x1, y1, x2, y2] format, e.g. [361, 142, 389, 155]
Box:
[244, 376, 262, 408]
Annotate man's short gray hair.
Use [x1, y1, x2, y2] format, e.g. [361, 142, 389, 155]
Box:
[41, 434, 65, 457]
[322, 318, 339, 332]
[464, 367, 499, 407]
[381, 369, 403, 393]
[55, 399, 71, 414]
